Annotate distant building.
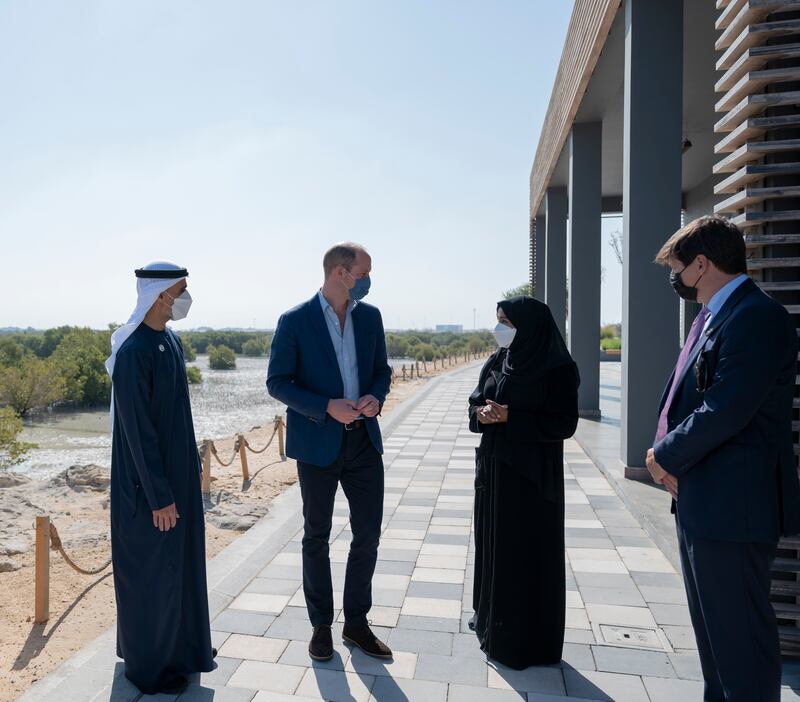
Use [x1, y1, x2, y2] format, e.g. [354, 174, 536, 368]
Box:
[435, 324, 463, 333]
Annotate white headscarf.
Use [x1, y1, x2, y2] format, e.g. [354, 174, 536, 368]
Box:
[106, 261, 188, 428]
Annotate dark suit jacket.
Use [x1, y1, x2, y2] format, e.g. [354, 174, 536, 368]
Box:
[266, 294, 392, 466]
[654, 278, 800, 543]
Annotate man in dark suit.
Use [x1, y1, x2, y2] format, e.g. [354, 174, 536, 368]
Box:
[646, 215, 800, 702]
[267, 242, 393, 662]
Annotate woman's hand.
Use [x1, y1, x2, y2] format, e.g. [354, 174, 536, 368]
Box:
[476, 405, 494, 424]
[479, 400, 508, 424]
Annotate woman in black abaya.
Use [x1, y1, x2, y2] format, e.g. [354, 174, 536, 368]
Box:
[469, 296, 579, 669]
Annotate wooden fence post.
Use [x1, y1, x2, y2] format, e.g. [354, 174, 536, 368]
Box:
[238, 434, 250, 481]
[201, 440, 211, 495]
[34, 516, 50, 624]
[277, 416, 286, 460]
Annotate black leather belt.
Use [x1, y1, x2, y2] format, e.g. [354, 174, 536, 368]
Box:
[344, 419, 365, 431]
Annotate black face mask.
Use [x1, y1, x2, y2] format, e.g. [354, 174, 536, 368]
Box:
[669, 260, 703, 302]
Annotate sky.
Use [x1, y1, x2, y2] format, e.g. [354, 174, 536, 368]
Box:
[0, 1, 624, 331]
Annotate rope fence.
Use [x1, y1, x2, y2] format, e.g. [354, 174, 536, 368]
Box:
[200, 415, 286, 492]
[390, 349, 492, 383]
[34, 516, 113, 623]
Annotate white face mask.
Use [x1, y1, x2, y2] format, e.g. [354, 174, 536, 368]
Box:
[166, 290, 192, 321]
[493, 322, 516, 348]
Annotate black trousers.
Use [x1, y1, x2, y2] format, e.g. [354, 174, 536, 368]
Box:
[676, 517, 780, 702]
[297, 426, 384, 627]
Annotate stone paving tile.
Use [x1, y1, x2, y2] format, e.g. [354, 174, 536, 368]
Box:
[218, 635, 290, 663]
[387, 627, 454, 655]
[563, 668, 650, 702]
[367, 677, 448, 702]
[406, 580, 463, 600]
[414, 652, 488, 686]
[227, 661, 306, 694]
[579, 586, 646, 607]
[446, 684, 526, 701]
[488, 664, 566, 694]
[345, 648, 417, 679]
[662, 624, 699, 650]
[584, 603, 657, 628]
[179, 685, 257, 701]
[591, 645, 675, 678]
[642, 675, 705, 701]
[648, 602, 693, 626]
[278, 640, 350, 671]
[451, 632, 486, 659]
[637, 585, 688, 605]
[294, 668, 375, 702]
[212, 610, 276, 636]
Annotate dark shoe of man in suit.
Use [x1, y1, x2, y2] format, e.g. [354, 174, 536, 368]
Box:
[648, 215, 800, 702]
[267, 242, 393, 661]
[309, 625, 334, 661]
[342, 623, 393, 659]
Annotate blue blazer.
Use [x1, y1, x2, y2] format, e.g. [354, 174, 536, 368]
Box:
[266, 294, 392, 467]
[654, 278, 800, 542]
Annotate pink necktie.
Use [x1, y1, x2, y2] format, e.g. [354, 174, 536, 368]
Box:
[655, 307, 711, 443]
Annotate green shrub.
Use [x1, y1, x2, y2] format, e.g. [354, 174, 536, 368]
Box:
[415, 343, 436, 362]
[50, 329, 112, 405]
[242, 338, 266, 357]
[186, 366, 202, 384]
[0, 406, 35, 467]
[601, 337, 622, 351]
[208, 344, 236, 370]
[0, 357, 65, 415]
[182, 339, 197, 362]
[601, 324, 622, 339]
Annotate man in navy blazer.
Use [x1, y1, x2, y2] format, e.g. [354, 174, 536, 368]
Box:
[267, 242, 393, 662]
[647, 216, 800, 702]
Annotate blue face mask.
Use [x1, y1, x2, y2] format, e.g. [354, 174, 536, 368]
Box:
[347, 273, 371, 301]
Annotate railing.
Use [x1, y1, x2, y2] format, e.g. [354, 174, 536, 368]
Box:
[199, 415, 286, 494]
[390, 349, 492, 383]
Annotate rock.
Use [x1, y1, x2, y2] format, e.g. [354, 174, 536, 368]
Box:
[52, 465, 110, 493]
[0, 472, 32, 488]
[0, 538, 28, 556]
[0, 558, 21, 572]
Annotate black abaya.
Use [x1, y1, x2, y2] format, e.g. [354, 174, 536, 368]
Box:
[469, 297, 579, 669]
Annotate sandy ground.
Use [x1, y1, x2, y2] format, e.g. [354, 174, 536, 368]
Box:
[0, 358, 480, 702]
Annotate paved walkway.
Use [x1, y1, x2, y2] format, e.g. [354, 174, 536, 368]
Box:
[17, 364, 800, 701]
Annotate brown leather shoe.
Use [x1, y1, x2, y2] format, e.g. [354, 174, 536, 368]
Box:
[342, 623, 393, 659]
[309, 625, 334, 661]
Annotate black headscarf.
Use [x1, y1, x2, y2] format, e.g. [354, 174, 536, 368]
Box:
[497, 296, 574, 386]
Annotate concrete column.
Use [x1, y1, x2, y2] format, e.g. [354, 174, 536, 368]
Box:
[544, 187, 568, 338]
[533, 213, 547, 300]
[621, 0, 683, 472]
[568, 122, 602, 418]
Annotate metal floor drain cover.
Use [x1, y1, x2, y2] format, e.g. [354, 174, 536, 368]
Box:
[599, 624, 665, 650]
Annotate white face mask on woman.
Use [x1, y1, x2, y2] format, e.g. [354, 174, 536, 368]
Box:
[493, 322, 516, 348]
